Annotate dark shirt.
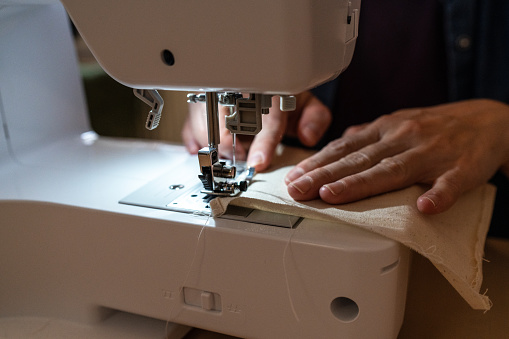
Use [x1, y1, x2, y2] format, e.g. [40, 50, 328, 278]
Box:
[326, 0, 448, 138]
[310, 0, 509, 238]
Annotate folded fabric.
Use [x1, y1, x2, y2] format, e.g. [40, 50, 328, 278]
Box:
[211, 147, 496, 310]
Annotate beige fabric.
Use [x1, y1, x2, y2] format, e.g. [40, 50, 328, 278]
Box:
[211, 147, 496, 310]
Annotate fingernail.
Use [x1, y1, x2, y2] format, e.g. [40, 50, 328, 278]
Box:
[284, 167, 305, 184]
[289, 176, 313, 194]
[422, 196, 437, 208]
[302, 123, 321, 144]
[247, 151, 265, 168]
[322, 182, 345, 196]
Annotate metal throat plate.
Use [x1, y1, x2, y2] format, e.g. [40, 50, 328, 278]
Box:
[119, 158, 300, 228]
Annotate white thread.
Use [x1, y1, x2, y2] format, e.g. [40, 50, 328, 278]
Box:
[165, 217, 208, 335]
[165, 214, 301, 336]
[282, 227, 300, 322]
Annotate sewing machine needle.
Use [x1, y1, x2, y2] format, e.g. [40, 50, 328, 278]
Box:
[232, 133, 236, 170]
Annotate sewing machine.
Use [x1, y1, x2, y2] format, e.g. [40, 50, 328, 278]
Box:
[0, 1, 410, 338]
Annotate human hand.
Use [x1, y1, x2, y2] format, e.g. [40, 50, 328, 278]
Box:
[181, 92, 332, 172]
[284, 99, 509, 214]
[245, 92, 332, 171]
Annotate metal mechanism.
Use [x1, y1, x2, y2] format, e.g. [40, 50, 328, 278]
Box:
[133, 88, 295, 195]
[134, 90, 271, 196]
[185, 92, 295, 196]
[133, 89, 164, 130]
[224, 93, 271, 135]
[193, 92, 242, 196]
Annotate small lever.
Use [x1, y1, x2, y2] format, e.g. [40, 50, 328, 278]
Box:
[133, 89, 164, 130]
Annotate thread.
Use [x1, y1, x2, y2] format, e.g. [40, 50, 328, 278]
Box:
[164, 213, 301, 336]
[282, 227, 300, 322]
[165, 217, 208, 336]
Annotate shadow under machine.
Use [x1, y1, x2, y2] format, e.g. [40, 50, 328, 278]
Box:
[0, 1, 411, 338]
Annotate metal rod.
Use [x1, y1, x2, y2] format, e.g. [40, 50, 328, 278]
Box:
[232, 132, 236, 169]
[205, 92, 220, 148]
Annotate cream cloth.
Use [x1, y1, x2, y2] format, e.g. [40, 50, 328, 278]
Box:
[211, 147, 496, 310]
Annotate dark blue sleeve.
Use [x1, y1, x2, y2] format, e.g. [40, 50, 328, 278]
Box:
[310, 79, 339, 110]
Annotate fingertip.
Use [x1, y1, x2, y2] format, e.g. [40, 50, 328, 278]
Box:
[247, 151, 268, 172]
[318, 180, 356, 205]
[318, 185, 336, 203]
[287, 176, 321, 201]
[417, 193, 453, 214]
[417, 195, 439, 214]
[284, 167, 305, 185]
[287, 181, 309, 200]
[419, 171, 466, 214]
[319, 183, 343, 203]
[187, 145, 200, 154]
[183, 138, 200, 154]
[287, 182, 302, 199]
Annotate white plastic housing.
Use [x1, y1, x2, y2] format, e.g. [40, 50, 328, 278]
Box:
[61, 0, 360, 94]
[0, 3, 410, 339]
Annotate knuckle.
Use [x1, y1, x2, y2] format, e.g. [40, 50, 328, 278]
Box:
[325, 139, 356, 154]
[339, 151, 372, 168]
[344, 125, 362, 135]
[313, 166, 336, 182]
[378, 157, 409, 181]
[397, 119, 423, 136]
[302, 157, 327, 171]
[375, 113, 400, 128]
[346, 174, 371, 187]
[376, 114, 393, 124]
[342, 174, 375, 197]
[441, 174, 463, 196]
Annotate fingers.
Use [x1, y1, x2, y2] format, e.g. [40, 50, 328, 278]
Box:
[247, 92, 330, 171]
[343, 123, 369, 137]
[316, 152, 419, 203]
[286, 139, 469, 215]
[287, 140, 411, 201]
[247, 106, 288, 172]
[417, 169, 465, 214]
[282, 99, 509, 215]
[296, 95, 332, 147]
[284, 127, 380, 183]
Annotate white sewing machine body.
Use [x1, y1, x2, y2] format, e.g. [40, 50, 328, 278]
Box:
[0, 2, 410, 338]
[62, 0, 359, 94]
[62, 0, 362, 197]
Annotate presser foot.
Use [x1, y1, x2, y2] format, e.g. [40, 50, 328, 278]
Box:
[199, 165, 255, 197]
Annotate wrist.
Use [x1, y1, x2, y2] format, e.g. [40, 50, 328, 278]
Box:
[502, 162, 509, 178]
